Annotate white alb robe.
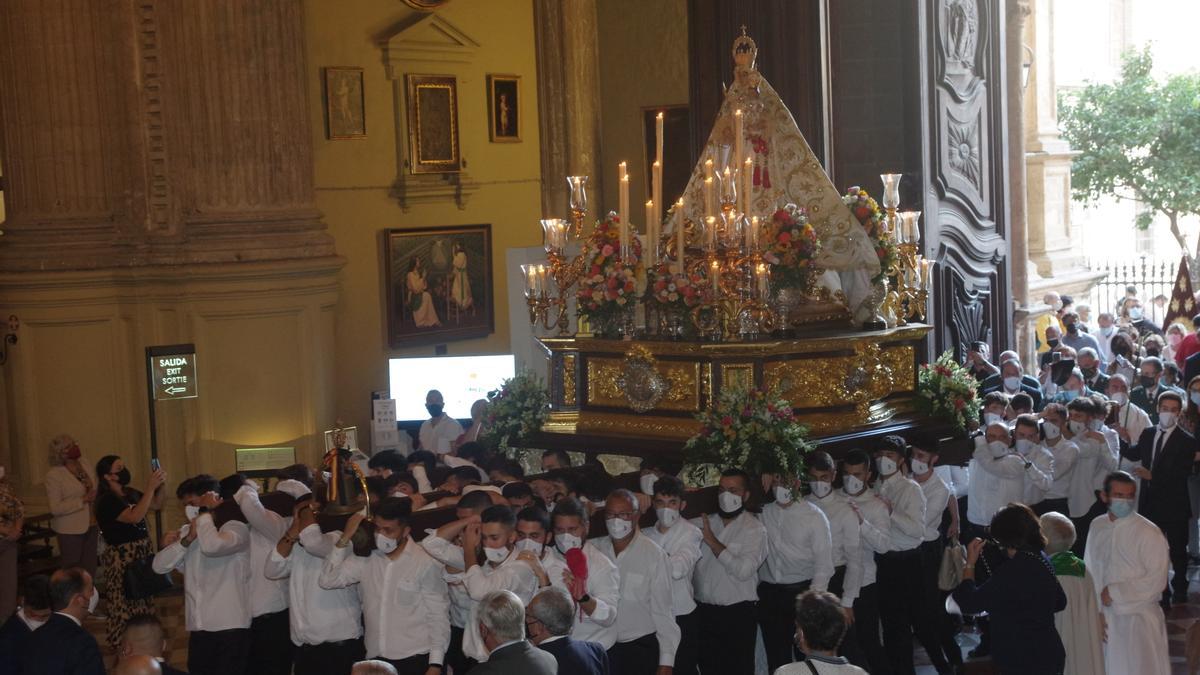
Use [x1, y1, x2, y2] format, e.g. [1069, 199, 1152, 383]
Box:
[1053, 569, 1106, 675]
[1083, 512, 1171, 675]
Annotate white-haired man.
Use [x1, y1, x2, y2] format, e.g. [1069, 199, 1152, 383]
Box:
[470, 590, 556, 675]
[1039, 512, 1103, 675]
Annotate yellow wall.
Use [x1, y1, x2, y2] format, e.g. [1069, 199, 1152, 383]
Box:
[304, 0, 543, 434]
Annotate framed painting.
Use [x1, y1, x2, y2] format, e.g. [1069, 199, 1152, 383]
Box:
[323, 67, 366, 139]
[384, 224, 493, 348]
[402, 0, 452, 8]
[487, 74, 521, 143]
[405, 74, 462, 174]
[643, 105, 690, 207]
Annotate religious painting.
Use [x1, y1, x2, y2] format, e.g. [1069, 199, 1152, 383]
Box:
[405, 74, 462, 174]
[323, 67, 366, 139]
[487, 75, 521, 143]
[643, 106, 690, 207]
[384, 224, 493, 348]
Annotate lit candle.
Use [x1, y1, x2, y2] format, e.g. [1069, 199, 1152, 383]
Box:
[756, 262, 769, 298]
[704, 177, 715, 219]
[645, 199, 655, 260]
[704, 158, 714, 180]
[747, 216, 759, 251]
[652, 160, 663, 241]
[536, 264, 547, 296]
[921, 258, 934, 289]
[655, 112, 664, 166]
[742, 156, 754, 215]
[734, 109, 744, 167]
[710, 260, 721, 293]
[705, 216, 717, 251]
[521, 264, 536, 297]
[619, 171, 630, 254]
[675, 198, 686, 274]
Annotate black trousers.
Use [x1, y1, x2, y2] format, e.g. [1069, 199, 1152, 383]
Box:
[877, 547, 949, 675]
[1070, 499, 1107, 558]
[381, 653, 430, 675]
[853, 583, 889, 675]
[293, 638, 365, 675]
[673, 609, 700, 675]
[608, 632, 661, 675]
[697, 600, 757, 675]
[918, 539, 961, 669]
[757, 580, 811, 671]
[446, 625, 476, 674]
[188, 628, 251, 675]
[826, 566, 866, 669]
[249, 609, 294, 675]
[1158, 517, 1191, 596]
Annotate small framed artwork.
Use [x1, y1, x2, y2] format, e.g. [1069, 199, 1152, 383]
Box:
[384, 224, 493, 348]
[323, 67, 366, 139]
[487, 74, 521, 143]
[405, 74, 462, 174]
[643, 105, 691, 206]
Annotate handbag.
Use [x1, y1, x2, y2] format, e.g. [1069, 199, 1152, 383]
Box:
[937, 537, 966, 591]
[123, 555, 173, 600]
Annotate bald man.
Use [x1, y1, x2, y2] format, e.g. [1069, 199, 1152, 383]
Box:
[114, 655, 162, 675]
[118, 615, 186, 675]
[351, 660, 398, 675]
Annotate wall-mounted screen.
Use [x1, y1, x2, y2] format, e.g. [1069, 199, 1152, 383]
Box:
[388, 354, 515, 420]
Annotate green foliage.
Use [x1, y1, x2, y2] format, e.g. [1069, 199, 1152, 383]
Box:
[479, 371, 550, 459]
[1059, 47, 1200, 237]
[682, 387, 812, 485]
[915, 351, 980, 437]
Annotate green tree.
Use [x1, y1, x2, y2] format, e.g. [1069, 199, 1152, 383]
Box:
[1060, 47, 1200, 267]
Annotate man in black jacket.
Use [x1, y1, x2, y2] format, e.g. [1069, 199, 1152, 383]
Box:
[470, 591, 556, 675]
[21, 567, 105, 675]
[1120, 390, 1199, 603]
[0, 574, 52, 675]
[528, 587, 610, 675]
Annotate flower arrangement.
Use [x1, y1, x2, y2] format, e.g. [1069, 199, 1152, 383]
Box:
[915, 350, 980, 435]
[843, 186, 898, 285]
[576, 213, 643, 330]
[646, 262, 711, 311]
[762, 204, 821, 291]
[682, 387, 813, 485]
[479, 371, 550, 455]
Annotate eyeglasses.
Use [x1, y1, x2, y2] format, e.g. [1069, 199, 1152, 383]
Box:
[608, 511, 636, 520]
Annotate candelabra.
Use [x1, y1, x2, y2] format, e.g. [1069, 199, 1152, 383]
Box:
[875, 173, 934, 325]
[521, 215, 589, 337]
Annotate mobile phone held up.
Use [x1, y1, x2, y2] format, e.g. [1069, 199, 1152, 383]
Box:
[150, 458, 160, 472]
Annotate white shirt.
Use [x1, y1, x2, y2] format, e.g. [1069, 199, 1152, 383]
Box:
[233, 486, 290, 616]
[844, 489, 891, 590]
[419, 534, 475, 629]
[806, 492, 863, 609]
[915, 472, 951, 542]
[1043, 438, 1080, 500]
[152, 515, 252, 632]
[542, 543, 620, 648]
[419, 416, 464, 454]
[593, 531, 681, 666]
[758, 500, 834, 589]
[1019, 445, 1056, 506]
[934, 465, 970, 498]
[319, 537, 450, 663]
[459, 548, 540, 661]
[692, 512, 767, 605]
[264, 524, 362, 646]
[966, 442, 1027, 526]
[644, 516, 703, 616]
[1117, 403, 1151, 444]
[875, 472, 927, 551]
[1068, 431, 1119, 517]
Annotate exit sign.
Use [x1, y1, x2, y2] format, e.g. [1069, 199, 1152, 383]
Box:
[148, 345, 198, 400]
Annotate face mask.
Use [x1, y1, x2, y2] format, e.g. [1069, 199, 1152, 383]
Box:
[1088, 418, 1104, 432]
[1015, 439, 1036, 455]
[1043, 421, 1061, 440]
[773, 485, 793, 505]
[115, 468, 131, 486]
[843, 475, 865, 496]
[1110, 392, 1128, 406]
[1066, 323, 1079, 335]
[555, 532, 581, 554]
[484, 545, 511, 563]
[988, 440, 1009, 458]
[639, 473, 658, 495]
[375, 533, 398, 554]
[876, 456, 898, 476]
[605, 517, 633, 540]
[1067, 420, 1086, 435]
[808, 480, 832, 498]
[19, 611, 46, 631]
[426, 403, 444, 417]
[184, 505, 200, 521]
[655, 507, 680, 528]
[1047, 339, 1060, 348]
[983, 412, 1004, 426]
[1140, 375, 1157, 388]
[717, 491, 743, 514]
[909, 459, 930, 475]
[1003, 376, 1021, 391]
[1160, 377, 1171, 389]
[1108, 498, 1135, 519]
[1191, 392, 1200, 407]
[1081, 367, 1097, 379]
[1159, 411, 1177, 429]
[1061, 389, 1080, 402]
[1129, 307, 1143, 321]
[87, 588, 99, 615]
[1101, 325, 1115, 337]
[1147, 348, 1162, 358]
[514, 538, 543, 555]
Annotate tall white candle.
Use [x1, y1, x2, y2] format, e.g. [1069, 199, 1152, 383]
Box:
[710, 260, 721, 293]
[645, 199, 655, 261]
[655, 112, 664, 165]
[747, 216, 759, 251]
[705, 216, 717, 251]
[675, 198, 686, 275]
[734, 109, 744, 167]
[704, 177, 715, 219]
[742, 157, 754, 215]
[652, 160, 663, 240]
[722, 167, 734, 209]
[619, 172, 630, 254]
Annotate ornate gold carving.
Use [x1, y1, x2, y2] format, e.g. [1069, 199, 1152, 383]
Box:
[881, 345, 916, 392]
[619, 345, 667, 413]
[562, 353, 577, 406]
[587, 355, 700, 412]
[721, 363, 755, 392]
[576, 412, 703, 439]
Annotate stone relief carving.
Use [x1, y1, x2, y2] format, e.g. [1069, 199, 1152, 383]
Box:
[946, 0, 979, 71]
[946, 115, 982, 192]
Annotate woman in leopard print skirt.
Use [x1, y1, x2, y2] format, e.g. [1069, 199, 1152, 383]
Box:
[95, 454, 167, 647]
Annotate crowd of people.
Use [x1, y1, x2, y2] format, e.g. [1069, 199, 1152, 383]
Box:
[0, 361, 1183, 674]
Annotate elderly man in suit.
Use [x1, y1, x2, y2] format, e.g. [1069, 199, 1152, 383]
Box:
[470, 590, 556, 675]
[528, 587, 610, 675]
[1119, 389, 1199, 604]
[21, 567, 105, 675]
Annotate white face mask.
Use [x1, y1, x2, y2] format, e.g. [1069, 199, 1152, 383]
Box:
[988, 440, 1010, 458]
[1191, 392, 1200, 407]
[1003, 376, 1021, 391]
[717, 491, 743, 513]
[1088, 418, 1104, 432]
[1042, 421, 1061, 440]
[1100, 325, 1115, 337]
[184, 505, 200, 521]
[554, 532, 581, 554]
[876, 457, 898, 476]
[909, 459, 930, 475]
[843, 475, 865, 496]
[1067, 420, 1087, 435]
[1110, 392, 1129, 406]
[639, 473, 658, 495]
[483, 545, 511, 564]
[655, 507, 680, 528]
[605, 517, 633, 541]
[773, 485, 793, 505]
[1015, 438, 1036, 455]
[87, 588, 99, 615]
[984, 412, 1004, 426]
[514, 538, 543, 555]
[1159, 411, 1178, 429]
[375, 533, 398, 554]
[808, 480, 832, 498]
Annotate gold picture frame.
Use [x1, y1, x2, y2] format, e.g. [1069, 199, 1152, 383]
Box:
[323, 67, 366, 140]
[402, 0, 452, 9]
[405, 74, 462, 174]
[487, 74, 521, 143]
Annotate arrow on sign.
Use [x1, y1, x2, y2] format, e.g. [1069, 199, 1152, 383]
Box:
[164, 386, 188, 396]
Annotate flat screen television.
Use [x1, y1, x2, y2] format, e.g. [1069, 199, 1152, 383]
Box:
[388, 354, 515, 421]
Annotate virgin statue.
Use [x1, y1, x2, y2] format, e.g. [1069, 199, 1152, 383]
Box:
[671, 29, 881, 325]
